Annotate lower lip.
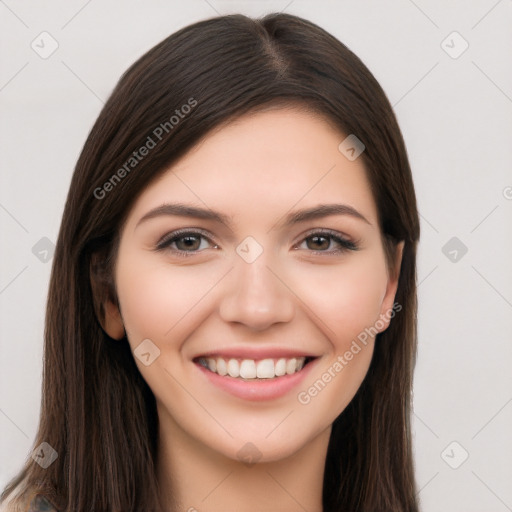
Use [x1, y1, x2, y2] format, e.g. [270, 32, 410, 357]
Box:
[194, 359, 317, 402]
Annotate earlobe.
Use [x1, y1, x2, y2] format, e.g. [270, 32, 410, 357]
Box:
[102, 298, 125, 340]
[378, 241, 404, 332]
[89, 252, 125, 340]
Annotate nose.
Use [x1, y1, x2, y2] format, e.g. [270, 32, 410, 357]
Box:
[218, 252, 295, 331]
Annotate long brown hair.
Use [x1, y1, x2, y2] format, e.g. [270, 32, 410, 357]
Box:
[1, 12, 420, 512]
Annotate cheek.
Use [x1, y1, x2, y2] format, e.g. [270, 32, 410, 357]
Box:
[290, 253, 389, 347]
[292, 257, 388, 421]
[117, 267, 176, 342]
[115, 250, 221, 345]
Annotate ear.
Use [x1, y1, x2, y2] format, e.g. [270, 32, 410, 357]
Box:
[377, 240, 404, 333]
[89, 251, 125, 340]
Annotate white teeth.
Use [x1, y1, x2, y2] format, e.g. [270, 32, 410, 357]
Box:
[240, 360, 257, 379]
[227, 358, 240, 377]
[207, 358, 216, 372]
[256, 359, 274, 378]
[216, 358, 227, 376]
[286, 358, 297, 375]
[198, 356, 308, 379]
[274, 358, 287, 376]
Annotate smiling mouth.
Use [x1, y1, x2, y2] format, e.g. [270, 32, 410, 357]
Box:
[194, 356, 316, 380]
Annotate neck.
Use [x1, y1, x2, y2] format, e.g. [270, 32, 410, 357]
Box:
[156, 407, 330, 512]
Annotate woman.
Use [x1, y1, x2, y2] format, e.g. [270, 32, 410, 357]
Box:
[1, 12, 420, 512]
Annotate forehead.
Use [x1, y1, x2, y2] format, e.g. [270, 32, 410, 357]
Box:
[126, 108, 379, 227]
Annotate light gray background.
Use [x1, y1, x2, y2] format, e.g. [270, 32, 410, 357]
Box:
[1, 1, 511, 511]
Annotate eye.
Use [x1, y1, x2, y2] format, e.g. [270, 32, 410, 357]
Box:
[155, 229, 217, 256]
[155, 228, 359, 257]
[294, 230, 359, 254]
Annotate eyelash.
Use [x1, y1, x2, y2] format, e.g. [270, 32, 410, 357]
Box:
[155, 228, 359, 258]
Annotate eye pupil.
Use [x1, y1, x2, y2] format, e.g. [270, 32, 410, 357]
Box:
[178, 235, 200, 250]
[159, 230, 355, 256]
[308, 235, 329, 251]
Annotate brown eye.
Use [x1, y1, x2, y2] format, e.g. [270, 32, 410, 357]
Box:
[156, 230, 216, 256]
[296, 230, 359, 254]
[174, 235, 202, 251]
[305, 235, 331, 251]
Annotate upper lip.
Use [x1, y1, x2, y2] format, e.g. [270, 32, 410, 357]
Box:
[193, 347, 320, 360]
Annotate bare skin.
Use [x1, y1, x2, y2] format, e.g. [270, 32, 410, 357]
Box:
[100, 108, 403, 512]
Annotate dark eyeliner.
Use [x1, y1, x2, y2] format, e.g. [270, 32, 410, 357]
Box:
[154, 228, 359, 256]
[155, 228, 215, 254]
[296, 229, 360, 253]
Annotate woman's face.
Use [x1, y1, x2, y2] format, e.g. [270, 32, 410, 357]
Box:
[106, 107, 402, 463]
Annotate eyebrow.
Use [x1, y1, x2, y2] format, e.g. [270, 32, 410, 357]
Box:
[135, 202, 371, 230]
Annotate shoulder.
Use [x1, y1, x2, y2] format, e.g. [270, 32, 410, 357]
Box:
[1, 484, 58, 512]
[26, 495, 59, 512]
[0, 494, 58, 512]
